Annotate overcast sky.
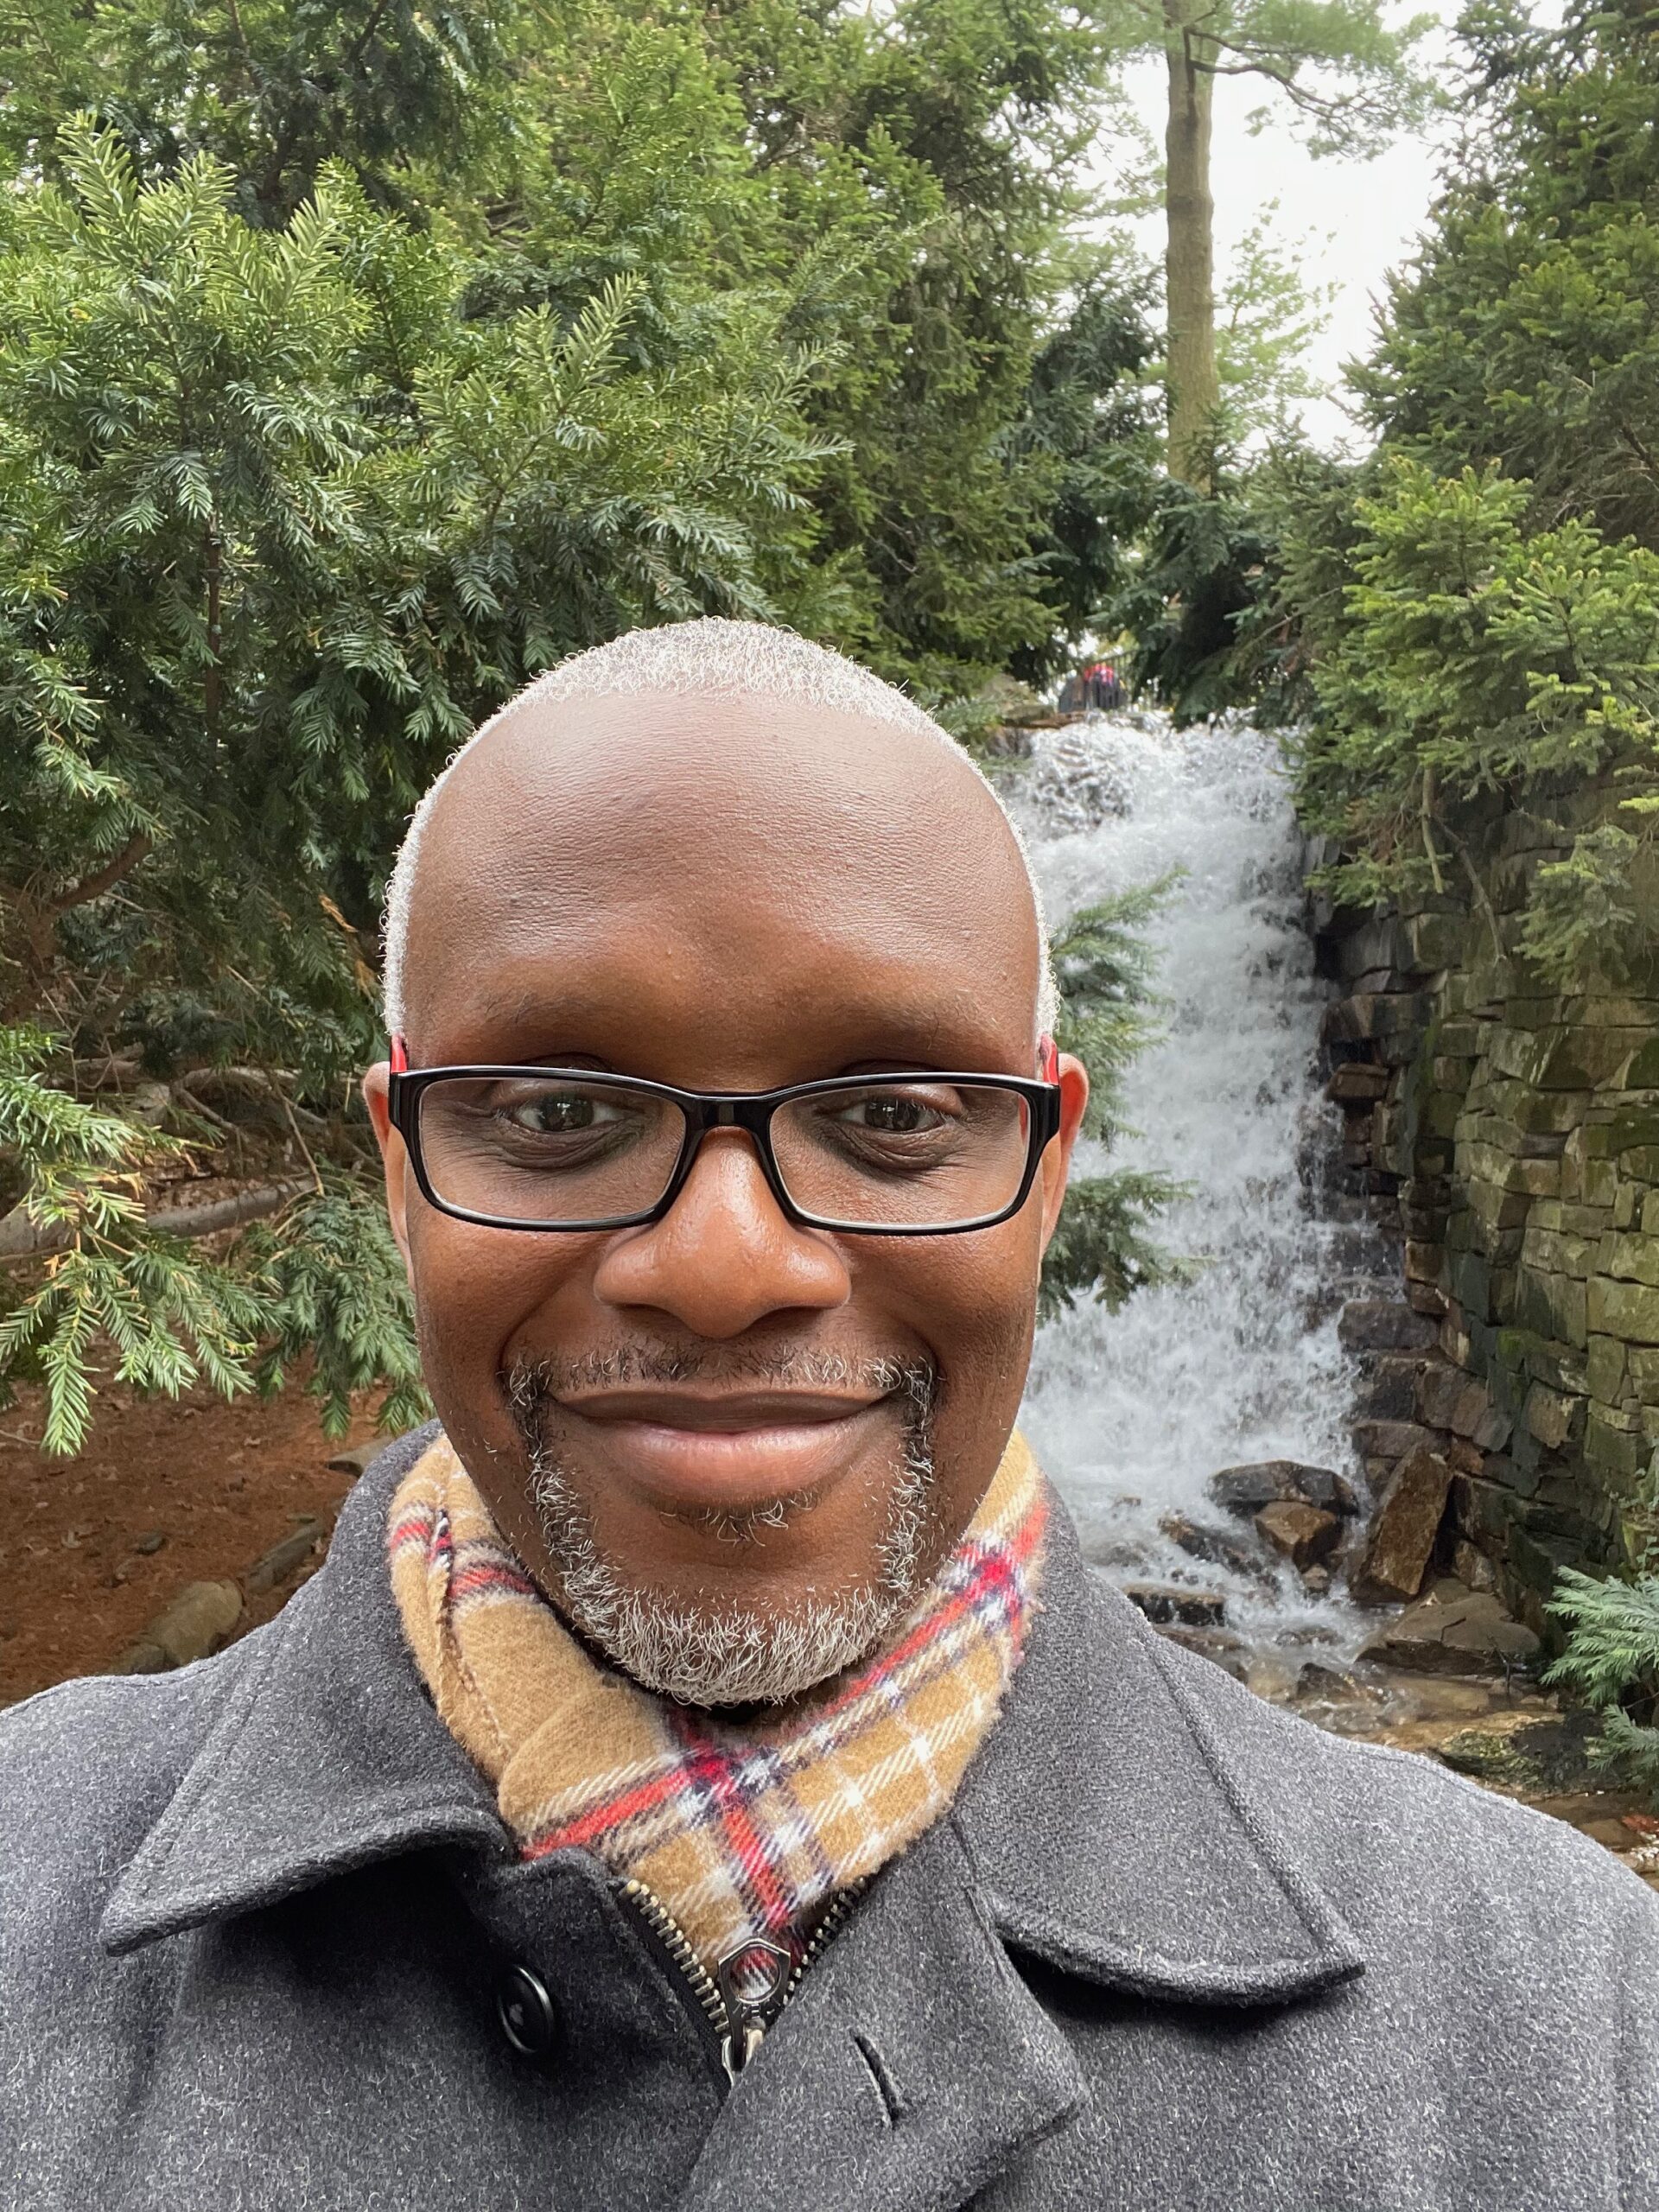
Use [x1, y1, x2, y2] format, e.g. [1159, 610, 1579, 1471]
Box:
[1106, 16, 1460, 451]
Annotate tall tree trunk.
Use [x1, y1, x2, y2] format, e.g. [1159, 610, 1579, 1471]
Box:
[1164, 6, 1219, 489]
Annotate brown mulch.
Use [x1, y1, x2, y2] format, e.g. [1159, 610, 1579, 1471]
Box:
[0, 1380, 390, 1707]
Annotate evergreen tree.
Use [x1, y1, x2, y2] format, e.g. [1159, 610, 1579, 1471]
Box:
[0, 124, 832, 1447]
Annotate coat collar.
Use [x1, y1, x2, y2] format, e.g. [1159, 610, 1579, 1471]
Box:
[102, 1430, 1364, 2010]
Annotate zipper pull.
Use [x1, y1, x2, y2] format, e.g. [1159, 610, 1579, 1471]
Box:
[715, 1939, 792, 2081]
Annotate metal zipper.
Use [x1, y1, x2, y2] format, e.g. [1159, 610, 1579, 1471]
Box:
[622, 1876, 866, 2083]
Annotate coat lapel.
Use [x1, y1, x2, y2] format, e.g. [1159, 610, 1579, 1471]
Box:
[100, 1426, 509, 1955]
[956, 1505, 1366, 2006]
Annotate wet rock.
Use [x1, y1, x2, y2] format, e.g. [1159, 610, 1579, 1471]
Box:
[245, 1516, 327, 1595]
[1254, 1500, 1342, 1571]
[1338, 1300, 1439, 1353]
[1372, 1671, 1503, 1720]
[1208, 1459, 1358, 1517]
[1124, 1583, 1227, 1629]
[1158, 1513, 1263, 1579]
[1359, 1586, 1541, 1677]
[113, 1580, 243, 1675]
[1154, 1624, 1249, 1681]
[1350, 1446, 1453, 1605]
[1300, 1564, 1332, 1595]
[1295, 1660, 1382, 1704]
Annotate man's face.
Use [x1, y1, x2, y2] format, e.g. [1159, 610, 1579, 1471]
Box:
[365, 690, 1086, 1702]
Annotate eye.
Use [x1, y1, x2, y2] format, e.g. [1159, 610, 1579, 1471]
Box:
[831, 1092, 950, 1135]
[504, 1090, 629, 1135]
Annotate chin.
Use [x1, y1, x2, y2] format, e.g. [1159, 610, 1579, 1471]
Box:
[531, 1456, 940, 1708]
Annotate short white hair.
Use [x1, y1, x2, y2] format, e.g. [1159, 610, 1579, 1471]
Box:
[381, 619, 1058, 1040]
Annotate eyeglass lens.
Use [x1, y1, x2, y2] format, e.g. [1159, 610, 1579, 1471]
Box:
[412, 1075, 1034, 1229]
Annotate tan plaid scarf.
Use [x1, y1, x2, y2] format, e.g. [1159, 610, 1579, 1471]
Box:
[388, 1430, 1046, 1975]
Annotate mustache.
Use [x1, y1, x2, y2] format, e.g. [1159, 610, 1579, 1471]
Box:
[501, 1343, 938, 1412]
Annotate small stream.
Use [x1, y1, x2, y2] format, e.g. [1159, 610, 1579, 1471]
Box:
[1014, 711, 1391, 1674]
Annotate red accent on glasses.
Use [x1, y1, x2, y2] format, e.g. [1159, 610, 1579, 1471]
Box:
[390, 1034, 410, 1074]
[1038, 1033, 1059, 1083]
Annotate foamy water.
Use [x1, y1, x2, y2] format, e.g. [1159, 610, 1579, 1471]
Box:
[1014, 711, 1385, 1663]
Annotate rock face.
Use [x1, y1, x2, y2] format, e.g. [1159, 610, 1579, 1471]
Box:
[1338, 1300, 1439, 1354]
[1360, 1586, 1542, 1676]
[1208, 1459, 1358, 1517]
[1254, 1500, 1343, 1571]
[1350, 1446, 1453, 1605]
[1313, 856, 1659, 1622]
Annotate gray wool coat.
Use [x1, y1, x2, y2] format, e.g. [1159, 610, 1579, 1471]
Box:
[3, 1425, 1657, 2211]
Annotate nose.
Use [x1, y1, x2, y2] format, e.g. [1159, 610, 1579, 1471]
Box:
[590, 1128, 851, 1338]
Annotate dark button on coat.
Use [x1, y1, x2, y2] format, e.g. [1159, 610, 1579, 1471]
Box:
[3, 1426, 1656, 2209]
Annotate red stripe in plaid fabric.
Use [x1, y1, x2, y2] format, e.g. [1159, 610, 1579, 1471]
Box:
[520, 1490, 1042, 1887]
[388, 1430, 1049, 1973]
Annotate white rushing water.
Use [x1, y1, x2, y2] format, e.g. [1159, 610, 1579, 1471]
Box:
[1014, 711, 1385, 1664]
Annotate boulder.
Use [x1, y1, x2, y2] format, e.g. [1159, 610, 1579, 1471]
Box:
[1123, 1584, 1226, 1629]
[1158, 1513, 1263, 1580]
[1349, 1446, 1453, 1605]
[1294, 1660, 1382, 1706]
[1325, 1060, 1390, 1106]
[1208, 1459, 1358, 1517]
[1254, 1499, 1343, 1571]
[1359, 1586, 1541, 1678]
[113, 1580, 243, 1675]
[245, 1516, 327, 1595]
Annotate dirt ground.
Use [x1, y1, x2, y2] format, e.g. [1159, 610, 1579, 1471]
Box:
[0, 1381, 391, 1706]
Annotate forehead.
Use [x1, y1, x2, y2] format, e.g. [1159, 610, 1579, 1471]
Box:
[403, 691, 1042, 1080]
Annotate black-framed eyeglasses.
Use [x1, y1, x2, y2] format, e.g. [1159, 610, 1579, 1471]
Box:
[386, 1043, 1063, 1236]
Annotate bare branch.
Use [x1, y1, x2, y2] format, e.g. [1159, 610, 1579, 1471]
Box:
[0, 1178, 311, 1261]
[45, 831, 152, 917]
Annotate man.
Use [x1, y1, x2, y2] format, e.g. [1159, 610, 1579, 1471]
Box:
[2, 620, 1656, 2209]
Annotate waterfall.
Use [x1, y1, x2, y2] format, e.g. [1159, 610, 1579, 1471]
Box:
[1014, 710, 1385, 1665]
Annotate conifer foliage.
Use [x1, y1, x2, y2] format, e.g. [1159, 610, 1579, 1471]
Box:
[0, 9, 1173, 1449]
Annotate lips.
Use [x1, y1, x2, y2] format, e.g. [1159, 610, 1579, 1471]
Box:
[551, 1387, 894, 1512]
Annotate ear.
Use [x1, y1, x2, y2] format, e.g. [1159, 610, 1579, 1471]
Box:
[1037, 1052, 1090, 1250]
[362, 1060, 414, 1281]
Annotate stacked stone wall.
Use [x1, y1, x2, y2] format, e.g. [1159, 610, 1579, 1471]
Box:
[1312, 823, 1659, 1635]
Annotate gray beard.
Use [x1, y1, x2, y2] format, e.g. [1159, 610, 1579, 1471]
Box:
[504, 1347, 939, 1707]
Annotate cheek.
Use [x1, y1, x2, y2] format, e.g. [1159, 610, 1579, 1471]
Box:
[851, 1207, 1043, 1417]
[406, 1213, 599, 1438]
